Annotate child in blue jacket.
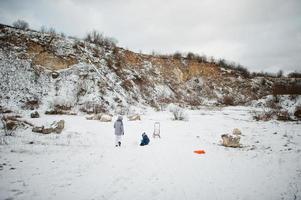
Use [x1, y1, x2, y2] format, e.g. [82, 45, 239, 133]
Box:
[140, 132, 150, 146]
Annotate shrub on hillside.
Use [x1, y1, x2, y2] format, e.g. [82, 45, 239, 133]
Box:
[60, 32, 66, 38]
[40, 25, 47, 33]
[217, 59, 251, 78]
[186, 52, 196, 60]
[276, 70, 283, 78]
[85, 30, 117, 48]
[252, 71, 277, 78]
[39, 26, 57, 36]
[218, 59, 227, 68]
[220, 96, 234, 106]
[236, 65, 251, 78]
[159, 54, 169, 59]
[48, 27, 57, 36]
[13, 19, 29, 30]
[288, 71, 301, 78]
[85, 30, 102, 44]
[196, 54, 207, 63]
[22, 98, 40, 110]
[73, 39, 86, 50]
[173, 52, 182, 60]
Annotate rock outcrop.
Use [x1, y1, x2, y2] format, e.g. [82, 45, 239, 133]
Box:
[0, 24, 299, 113]
[86, 113, 113, 122]
[128, 114, 141, 121]
[32, 120, 65, 134]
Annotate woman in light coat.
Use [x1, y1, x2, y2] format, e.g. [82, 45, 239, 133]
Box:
[114, 116, 124, 147]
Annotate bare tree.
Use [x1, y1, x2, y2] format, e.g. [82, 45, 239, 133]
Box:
[48, 27, 56, 36]
[277, 70, 283, 78]
[60, 32, 66, 38]
[12, 19, 29, 30]
[40, 25, 47, 33]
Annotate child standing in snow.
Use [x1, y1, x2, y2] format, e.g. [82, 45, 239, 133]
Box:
[140, 132, 150, 146]
[114, 116, 124, 147]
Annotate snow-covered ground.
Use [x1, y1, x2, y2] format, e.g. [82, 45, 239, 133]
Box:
[0, 106, 301, 200]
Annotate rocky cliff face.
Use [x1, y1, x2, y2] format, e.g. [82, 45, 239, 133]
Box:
[0, 24, 287, 114]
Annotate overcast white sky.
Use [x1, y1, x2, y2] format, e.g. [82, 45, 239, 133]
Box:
[0, 0, 300, 73]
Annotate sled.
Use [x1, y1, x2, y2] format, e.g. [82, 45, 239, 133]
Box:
[194, 150, 206, 154]
[153, 122, 161, 138]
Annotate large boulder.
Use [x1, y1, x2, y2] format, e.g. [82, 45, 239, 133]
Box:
[5, 120, 18, 130]
[32, 126, 53, 134]
[100, 114, 113, 122]
[128, 114, 141, 121]
[221, 134, 241, 148]
[45, 109, 76, 115]
[86, 113, 112, 122]
[52, 120, 65, 133]
[51, 71, 60, 79]
[32, 120, 65, 134]
[1, 115, 33, 133]
[30, 111, 40, 118]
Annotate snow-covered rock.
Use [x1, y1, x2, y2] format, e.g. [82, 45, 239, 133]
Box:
[221, 134, 241, 148]
[128, 114, 141, 121]
[232, 128, 242, 135]
[86, 113, 112, 122]
[32, 119, 65, 134]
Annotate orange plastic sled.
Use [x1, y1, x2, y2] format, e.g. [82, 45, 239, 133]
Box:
[194, 150, 206, 154]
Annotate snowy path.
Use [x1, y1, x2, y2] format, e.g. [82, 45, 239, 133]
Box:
[1, 107, 301, 200]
